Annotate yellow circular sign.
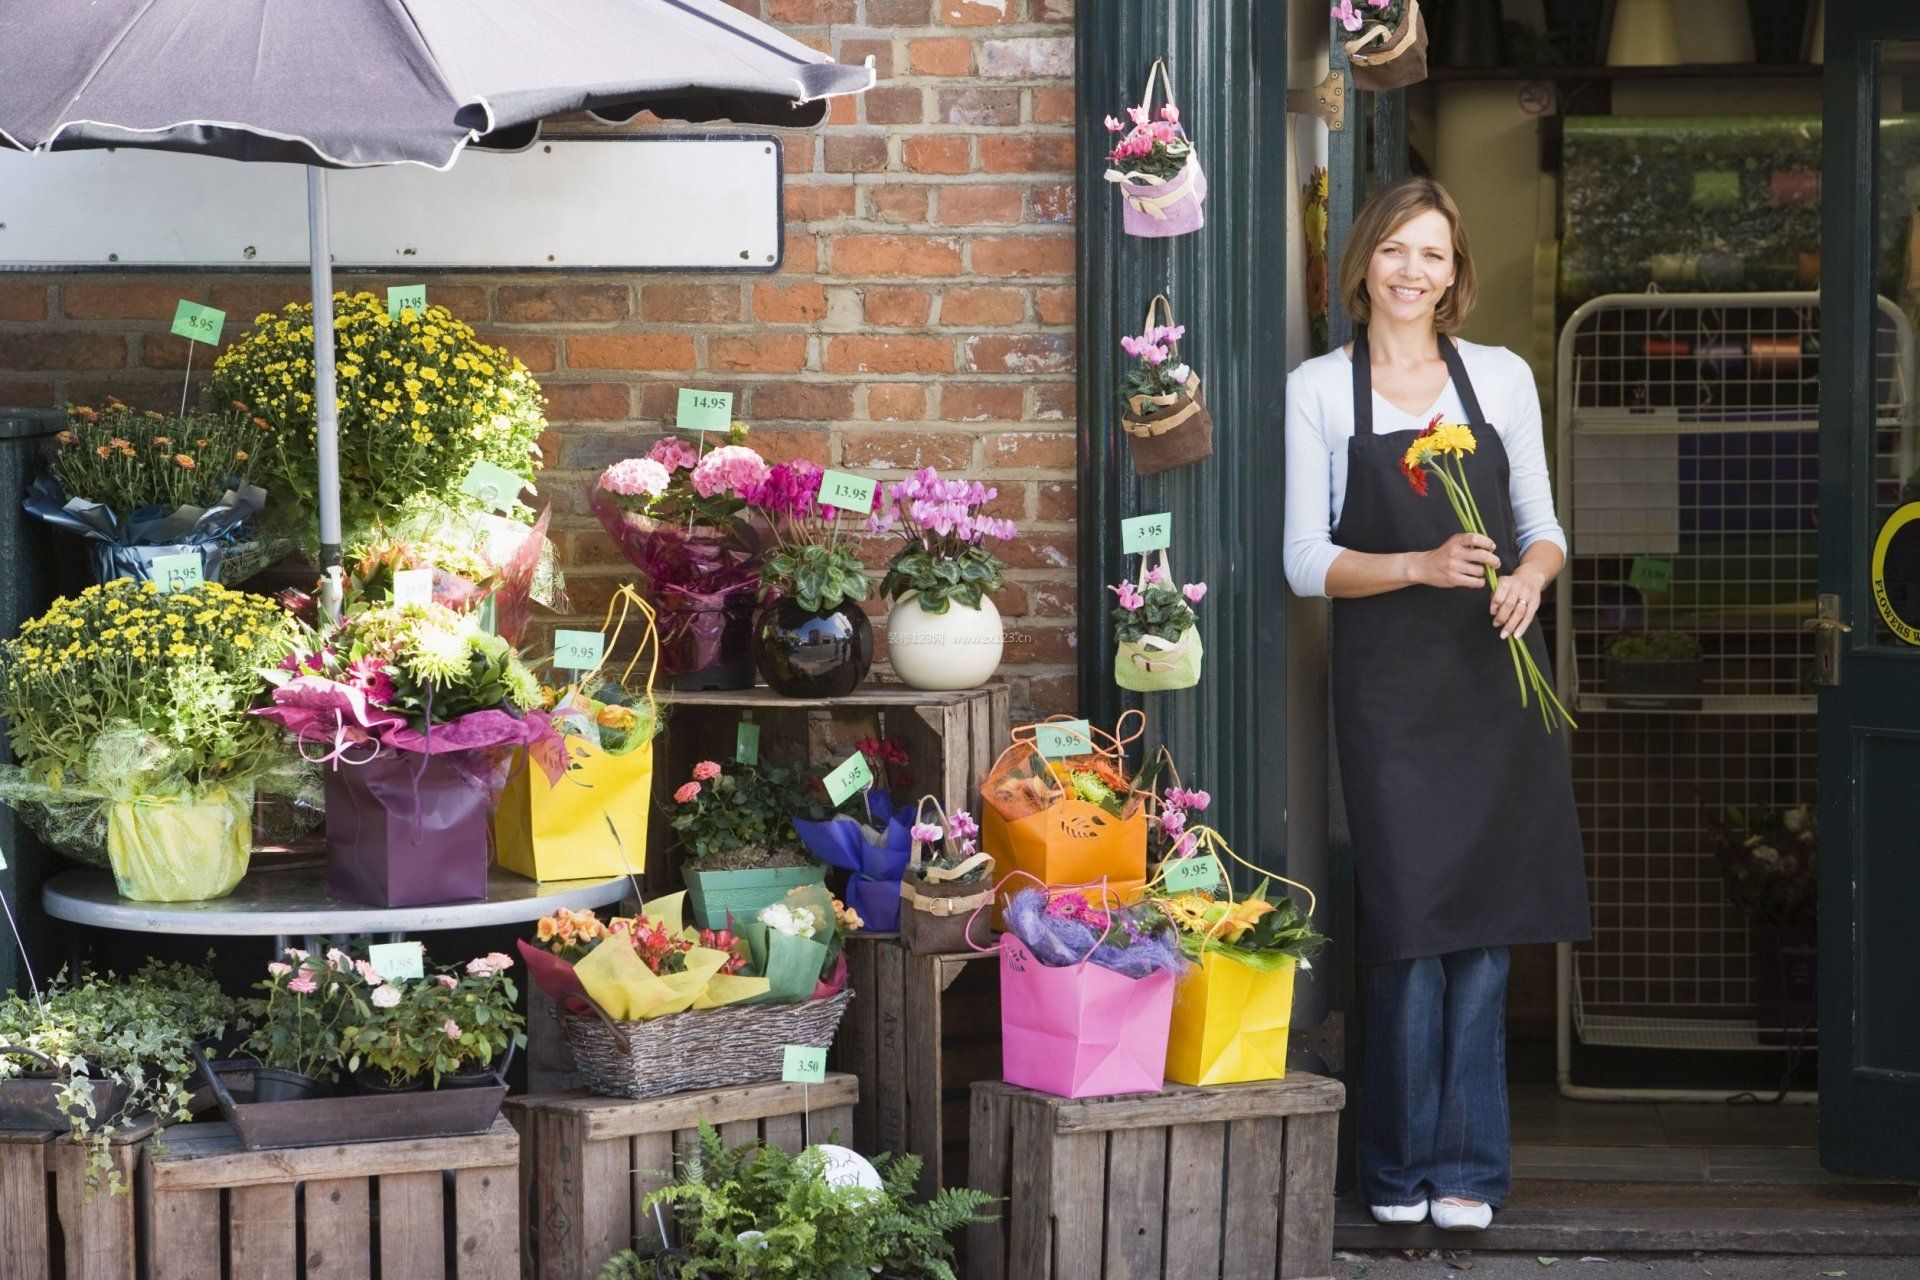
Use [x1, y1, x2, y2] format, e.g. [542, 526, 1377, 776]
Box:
[1871, 501, 1920, 645]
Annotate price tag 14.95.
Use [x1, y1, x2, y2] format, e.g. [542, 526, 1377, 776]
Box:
[782, 1044, 827, 1084]
[817, 469, 877, 514]
[151, 552, 204, 594]
[552, 629, 606, 673]
[1121, 512, 1172, 555]
[676, 388, 734, 432]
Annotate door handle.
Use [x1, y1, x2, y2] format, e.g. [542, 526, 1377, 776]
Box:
[1806, 594, 1851, 687]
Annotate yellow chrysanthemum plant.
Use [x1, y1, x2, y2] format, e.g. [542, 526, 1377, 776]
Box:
[208, 291, 547, 546]
[1400, 416, 1577, 734]
[0, 580, 308, 901]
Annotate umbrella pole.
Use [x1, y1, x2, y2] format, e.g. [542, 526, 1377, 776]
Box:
[307, 165, 344, 621]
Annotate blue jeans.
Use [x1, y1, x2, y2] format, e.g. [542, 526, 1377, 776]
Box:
[1359, 946, 1511, 1207]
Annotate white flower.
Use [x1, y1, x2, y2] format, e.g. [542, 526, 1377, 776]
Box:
[1783, 805, 1812, 835]
[1168, 363, 1191, 385]
[466, 957, 496, 977]
[371, 985, 402, 1009]
[326, 947, 352, 973]
[758, 903, 819, 938]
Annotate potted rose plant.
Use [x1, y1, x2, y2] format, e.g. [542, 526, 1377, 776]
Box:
[0, 579, 305, 901]
[592, 425, 770, 690]
[671, 758, 831, 929]
[240, 947, 361, 1101]
[867, 468, 1015, 691]
[416, 951, 525, 1087]
[1109, 555, 1206, 692]
[745, 461, 874, 697]
[1711, 804, 1817, 1041]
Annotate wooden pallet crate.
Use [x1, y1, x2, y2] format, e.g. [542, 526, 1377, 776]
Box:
[143, 1117, 520, 1280]
[967, 1076, 1347, 1280]
[831, 935, 999, 1199]
[508, 1075, 858, 1280]
[0, 1127, 145, 1280]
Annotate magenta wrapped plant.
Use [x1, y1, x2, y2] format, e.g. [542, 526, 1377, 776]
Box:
[744, 461, 871, 613]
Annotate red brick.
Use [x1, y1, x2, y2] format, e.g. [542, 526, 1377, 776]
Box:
[837, 38, 895, 77]
[753, 282, 829, 324]
[472, 331, 557, 373]
[825, 336, 954, 375]
[0, 380, 56, 405]
[1035, 287, 1076, 326]
[824, 134, 888, 173]
[1031, 0, 1071, 21]
[832, 235, 963, 277]
[862, 287, 933, 328]
[978, 37, 1073, 77]
[769, 0, 853, 20]
[565, 333, 697, 371]
[979, 484, 1025, 520]
[1030, 86, 1075, 123]
[872, 0, 932, 22]
[989, 431, 1075, 470]
[781, 135, 816, 173]
[1031, 383, 1076, 420]
[1025, 579, 1078, 616]
[495, 284, 629, 324]
[1031, 183, 1077, 223]
[942, 0, 1015, 23]
[750, 383, 855, 421]
[869, 187, 930, 224]
[0, 284, 47, 322]
[980, 134, 1073, 174]
[940, 383, 1025, 421]
[786, 184, 859, 222]
[999, 532, 1076, 570]
[866, 384, 928, 420]
[1024, 672, 1080, 717]
[140, 333, 230, 369]
[863, 86, 925, 125]
[907, 38, 973, 76]
[565, 430, 669, 471]
[973, 235, 1075, 277]
[937, 186, 1024, 226]
[936, 88, 1021, 126]
[62, 281, 199, 321]
[826, 95, 860, 127]
[638, 383, 681, 420]
[903, 135, 972, 175]
[640, 284, 743, 324]
[750, 428, 834, 465]
[784, 234, 820, 273]
[383, 284, 489, 322]
[940, 288, 1025, 327]
[989, 579, 1031, 615]
[963, 333, 1073, 374]
[544, 383, 634, 422]
[556, 526, 622, 567]
[208, 281, 308, 320]
[709, 334, 810, 373]
[841, 430, 976, 470]
[1001, 624, 1077, 664]
[1035, 484, 1077, 524]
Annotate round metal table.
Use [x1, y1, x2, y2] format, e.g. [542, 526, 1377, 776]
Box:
[43, 866, 632, 953]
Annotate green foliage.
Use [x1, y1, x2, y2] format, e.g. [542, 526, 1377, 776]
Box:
[1111, 580, 1197, 646]
[762, 543, 872, 614]
[879, 545, 1004, 614]
[1606, 630, 1701, 661]
[668, 761, 828, 863]
[50, 401, 266, 519]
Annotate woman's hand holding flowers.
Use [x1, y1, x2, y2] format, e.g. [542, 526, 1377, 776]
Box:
[1489, 562, 1544, 641]
[1414, 531, 1500, 590]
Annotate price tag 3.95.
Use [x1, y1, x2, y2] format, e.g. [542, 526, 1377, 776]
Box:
[1121, 512, 1172, 555]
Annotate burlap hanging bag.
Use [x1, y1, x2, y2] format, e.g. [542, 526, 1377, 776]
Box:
[1113, 550, 1205, 693]
[1121, 295, 1214, 478]
[1344, 0, 1429, 92]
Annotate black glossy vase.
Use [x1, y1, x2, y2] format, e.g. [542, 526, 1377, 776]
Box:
[755, 598, 873, 698]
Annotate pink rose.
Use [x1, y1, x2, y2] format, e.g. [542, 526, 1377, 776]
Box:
[354, 959, 384, 985]
[674, 781, 702, 803]
[288, 973, 318, 995]
[444, 1019, 463, 1041]
[466, 957, 496, 977]
[692, 760, 722, 781]
[436, 974, 458, 989]
[267, 961, 291, 977]
[485, 951, 513, 971]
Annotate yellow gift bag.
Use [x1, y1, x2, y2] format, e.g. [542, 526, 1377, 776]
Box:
[980, 711, 1150, 920]
[104, 786, 252, 902]
[497, 587, 659, 883]
[1153, 825, 1320, 1086]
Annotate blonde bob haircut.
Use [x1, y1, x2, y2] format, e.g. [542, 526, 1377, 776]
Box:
[1338, 177, 1477, 335]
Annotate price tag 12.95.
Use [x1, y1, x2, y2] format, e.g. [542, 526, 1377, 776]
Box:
[387, 284, 427, 320]
[552, 629, 606, 673]
[782, 1044, 827, 1084]
[817, 469, 877, 514]
[1161, 856, 1224, 895]
[1033, 719, 1092, 759]
[1121, 512, 1172, 555]
[367, 941, 425, 982]
[151, 552, 204, 593]
[822, 751, 874, 805]
[676, 388, 734, 432]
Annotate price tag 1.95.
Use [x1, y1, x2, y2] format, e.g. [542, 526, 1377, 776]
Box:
[388, 284, 427, 320]
[1033, 719, 1093, 759]
[552, 629, 606, 673]
[367, 941, 425, 982]
[460, 460, 526, 513]
[1121, 512, 1172, 555]
[822, 751, 874, 805]
[817, 469, 877, 514]
[782, 1044, 827, 1084]
[735, 721, 761, 766]
[676, 388, 735, 432]
[171, 300, 226, 346]
[392, 568, 434, 608]
[1161, 856, 1224, 895]
[151, 552, 204, 594]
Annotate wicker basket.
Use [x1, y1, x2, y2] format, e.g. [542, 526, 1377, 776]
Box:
[563, 991, 854, 1100]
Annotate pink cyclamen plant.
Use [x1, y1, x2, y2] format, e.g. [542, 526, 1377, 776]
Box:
[869, 467, 1016, 615]
[1103, 101, 1193, 183]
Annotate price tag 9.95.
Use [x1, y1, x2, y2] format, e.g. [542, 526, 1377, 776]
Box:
[1160, 856, 1224, 895]
[552, 629, 606, 672]
[1033, 719, 1093, 759]
[782, 1045, 827, 1084]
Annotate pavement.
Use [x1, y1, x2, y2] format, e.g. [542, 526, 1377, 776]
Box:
[1334, 1252, 1920, 1279]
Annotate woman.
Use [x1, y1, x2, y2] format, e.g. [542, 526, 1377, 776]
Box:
[1283, 177, 1591, 1231]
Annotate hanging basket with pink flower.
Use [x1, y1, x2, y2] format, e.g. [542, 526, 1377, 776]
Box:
[1109, 551, 1207, 693]
[1119, 294, 1214, 477]
[1337, 0, 1429, 92]
[1103, 59, 1206, 239]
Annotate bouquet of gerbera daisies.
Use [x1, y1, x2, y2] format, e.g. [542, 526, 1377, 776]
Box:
[1401, 416, 1576, 733]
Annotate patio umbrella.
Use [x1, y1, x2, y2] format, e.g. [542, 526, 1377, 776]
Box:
[0, 0, 872, 609]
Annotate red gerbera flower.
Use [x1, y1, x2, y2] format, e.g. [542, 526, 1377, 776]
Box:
[1400, 456, 1430, 496]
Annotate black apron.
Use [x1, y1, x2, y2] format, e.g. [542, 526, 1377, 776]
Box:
[1332, 328, 1591, 966]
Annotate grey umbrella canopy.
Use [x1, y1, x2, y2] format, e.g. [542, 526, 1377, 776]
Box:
[0, 0, 870, 610]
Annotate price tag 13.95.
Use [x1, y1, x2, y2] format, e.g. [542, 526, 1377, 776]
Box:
[1033, 719, 1093, 759]
[676, 388, 734, 432]
[822, 751, 874, 805]
[171, 300, 226, 346]
[817, 469, 877, 514]
[1161, 856, 1224, 895]
[151, 552, 204, 594]
[552, 629, 606, 673]
[782, 1044, 827, 1084]
[367, 941, 425, 982]
[1121, 512, 1172, 555]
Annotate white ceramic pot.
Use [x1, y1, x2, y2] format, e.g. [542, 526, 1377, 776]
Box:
[1606, 0, 1680, 66]
[885, 594, 1003, 691]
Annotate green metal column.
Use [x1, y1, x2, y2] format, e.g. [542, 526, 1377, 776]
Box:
[1075, 0, 1291, 871]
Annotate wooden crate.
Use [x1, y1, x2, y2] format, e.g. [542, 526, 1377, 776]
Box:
[143, 1117, 520, 1280]
[508, 1075, 857, 1280]
[967, 1076, 1347, 1280]
[831, 935, 999, 1199]
[0, 1127, 144, 1280]
[648, 684, 1010, 897]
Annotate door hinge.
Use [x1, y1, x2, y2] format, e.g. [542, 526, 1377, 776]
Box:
[1806, 593, 1852, 687]
[1288, 70, 1346, 132]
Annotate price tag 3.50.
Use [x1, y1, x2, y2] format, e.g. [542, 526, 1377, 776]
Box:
[1121, 512, 1172, 555]
[552, 629, 606, 673]
[782, 1044, 827, 1084]
[151, 552, 204, 594]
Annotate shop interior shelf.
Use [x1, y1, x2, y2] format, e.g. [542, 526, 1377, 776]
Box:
[1572, 692, 1816, 715]
[1572, 1009, 1816, 1053]
[1428, 63, 1823, 82]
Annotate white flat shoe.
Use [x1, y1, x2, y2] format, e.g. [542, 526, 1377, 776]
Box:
[1369, 1199, 1429, 1225]
[1430, 1198, 1492, 1231]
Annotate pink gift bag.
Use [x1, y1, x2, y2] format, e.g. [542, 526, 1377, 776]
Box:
[1104, 60, 1206, 240]
[998, 934, 1175, 1099]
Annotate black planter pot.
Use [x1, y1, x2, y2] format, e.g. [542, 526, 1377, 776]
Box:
[755, 598, 873, 698]
[251, 1066, 322, 1103]
[353, 1067, 426, 1095]
[1603, 656, 1705, 708]
[1752, 919, 1817, 1045]
[436, 1068, 500, 1090]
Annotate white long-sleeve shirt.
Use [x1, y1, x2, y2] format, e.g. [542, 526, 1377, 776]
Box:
[1282, 339, 1567, 598]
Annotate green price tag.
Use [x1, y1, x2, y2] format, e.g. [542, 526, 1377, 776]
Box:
[388, 284, 427, 320]
[171, 300, 225, 346]
[823, 751, 874, 805]
[1121, 512, 1172, 555]
[1034, 719, 1093, 759]
[676, 388, 735, 432]
[552, 629, 606, 672]
[392, 568, 433, 608]
[151, 552, 204, 593]
[782, 1044, 827, 1084]
[736, 722, 761, 766]
[367, 941, 425, 982]
[1629, 556, 1674, 594]
[460, 460, 526, 512]
[817, 469, 877, 514]
[1161, 857, 1223, 895]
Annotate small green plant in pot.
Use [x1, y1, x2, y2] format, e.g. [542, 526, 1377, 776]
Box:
[671, 758, 832, 930]
[240, 947, 362, 1101]
[1604, 629, 1704, 707]
[745, 461, 874, 698]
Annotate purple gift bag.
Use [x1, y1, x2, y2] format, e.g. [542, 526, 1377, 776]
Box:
[1105, 60, 1206, 239]
[325, 751, 495, 908]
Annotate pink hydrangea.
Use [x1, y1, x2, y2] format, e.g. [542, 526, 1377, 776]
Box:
[648, 437, 701, 472]
[599, 457, 672, 498]
[691, 445, 771, 500]
[371, 984, 402, 1009]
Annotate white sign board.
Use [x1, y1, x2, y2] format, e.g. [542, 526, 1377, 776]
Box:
[0, 137, 783, 271]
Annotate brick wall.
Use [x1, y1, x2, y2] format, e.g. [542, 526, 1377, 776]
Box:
[0, 0, 1079, 718]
